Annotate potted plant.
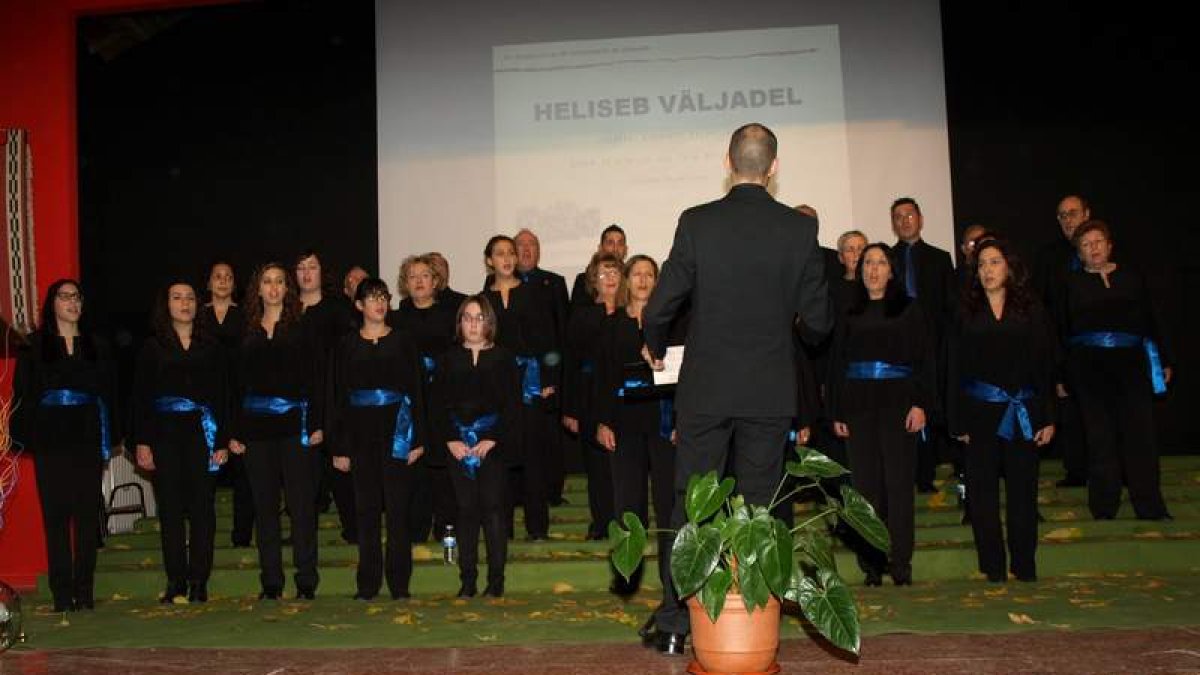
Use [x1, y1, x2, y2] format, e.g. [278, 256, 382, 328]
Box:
[610, 445, 889, 671]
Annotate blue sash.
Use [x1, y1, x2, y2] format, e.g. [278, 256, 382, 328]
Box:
[420, 355, 436, 384]
[515, 356, 542, 405]
[962, 380, 1035, 441]
[451, 413, 499, 478]
[39, 389, 111, 460]
[154, 396, 220, 472]
[1070, 331, 1167, 394]
[658, 399, 674, 441]
[845, 361, 913, 380]
[348, 389, 414, 459]
[617, 377, 653, 398]
[242, 395, 311, 447]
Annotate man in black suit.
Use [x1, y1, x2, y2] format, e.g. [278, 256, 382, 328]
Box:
[641, 123, 832, 655]
[513, 228, 571, 505]
[1033, 194, 1091, 487]
[569, 224, 627, 307]
[890, 197, 955, 493]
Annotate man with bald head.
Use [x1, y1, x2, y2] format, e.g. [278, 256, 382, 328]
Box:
[642, 122, 831, 655]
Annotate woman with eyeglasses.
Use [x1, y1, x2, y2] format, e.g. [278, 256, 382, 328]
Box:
[430, 295, 521, 598]
[329, 278, 427, 600]
[947, 239, 1056, 583]
[828, 244, 935, 587]
[131, 280, 231, 603]
[391, 254, 459, 543]
[13, 279, 120, 612]
[563, 253, 623, 541]
[1059, 220, 1174, 521]
[228, 262, 326, 600]
[483, 235, 559, 541]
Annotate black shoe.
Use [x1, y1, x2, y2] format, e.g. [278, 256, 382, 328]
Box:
[160, 583, 188, 604]
[638, 615, 657, 643]
[548, 496, 568, 506]
[258, 588, 282, 600]
[1139, 513, 1174, 522]
[916, 483, 937, 494]
[1014, 573, 1037, 583]
[53, 599, 74, 613]
[525, 533, 549, 542]
[656, 632, 687, 656]
[188, 583, 208, 603]
[391, 590, 411, 600]
[892, 570, 913, 586]
[864, 571, 883, 587]
[482, 580, 504, 598]
[74, 597, 95, 611]
[341, 531, 358, 545]
[231, 538, 252, 548]
[610, 578, 639, 597]
[986, 573, 1006, 583]
[296, 588, 316, 600]
[457, 582, 477, 598]
[1056, 477, 1086, 488]
[353, 592, 376, 601]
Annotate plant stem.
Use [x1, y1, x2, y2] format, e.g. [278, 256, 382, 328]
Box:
[791, 507, 838, 534]
[768, 479, 818, 511]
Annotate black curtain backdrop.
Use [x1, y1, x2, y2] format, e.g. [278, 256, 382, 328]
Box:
[77, 0, 1197, 449]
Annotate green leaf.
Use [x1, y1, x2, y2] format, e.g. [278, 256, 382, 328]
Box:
[760, 519, 794, 595]
[782, 562, 805, 603]
[839, 484, 891, 553]
[796, 528, 836, 571]
[732, 517, 772, 568]
[608, 512, 647, 581]
[670, 523, 723, 597]
[738, 560, 770, 612]
[684, 472, 735, 523]
[787, 446, 850, 479]
[795, 568, 860, 654]
[697, 567, 733, 622]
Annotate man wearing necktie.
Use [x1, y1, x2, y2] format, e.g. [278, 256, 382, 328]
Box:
[890, 197, 955, 493]
[1032, 194, 1092, 488]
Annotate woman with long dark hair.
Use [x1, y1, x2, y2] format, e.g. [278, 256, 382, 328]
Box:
[12, 279, 120, 612]
[197, 260, 254, 547]
[330, 277, 427, 600]
[430, 294, 521, 598]
[829, 243, 934, 586]
[1059, 220, 1173, 521]
[948, 239, 1056, 582]
[228, 262, 325, 600]
[132, 280, 231, 602]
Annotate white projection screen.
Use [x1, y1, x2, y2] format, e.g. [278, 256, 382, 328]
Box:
[377, 0, 952, 295]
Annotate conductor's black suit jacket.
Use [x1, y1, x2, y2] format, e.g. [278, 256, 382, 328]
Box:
[643, 183, 832, 418]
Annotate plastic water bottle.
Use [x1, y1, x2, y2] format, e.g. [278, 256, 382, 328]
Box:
[442, 525, 457, 565]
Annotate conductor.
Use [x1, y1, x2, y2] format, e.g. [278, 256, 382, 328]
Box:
[642, 123, 832, 654]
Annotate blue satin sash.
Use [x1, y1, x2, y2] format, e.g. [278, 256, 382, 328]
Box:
[1070, 331, 1167, 394]
[242, 395, 311, 447]
[39, 389, 111, 460]
[421, 355, 436, 384]
[962, 380, 1035, 441]
[658, 399, 674, 441]
[452, 413, 499, 478]
[348, 389, 414, 459]
[515, 356, 542, 405]
[154, 396, 220, 472]
[845, 361, 913, 380]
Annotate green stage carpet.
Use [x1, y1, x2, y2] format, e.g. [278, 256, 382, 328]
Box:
[11, 457, 1200, 649]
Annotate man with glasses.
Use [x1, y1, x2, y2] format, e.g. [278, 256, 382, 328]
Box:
[1034, 194, 1092, 487]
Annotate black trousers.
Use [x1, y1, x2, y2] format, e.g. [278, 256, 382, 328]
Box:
[513, 402, 551, 537]
[408, 460, 435, 542]
[655, 413, 790, 635]
[243, 435, 321, 593]
[545, 417, 566, 505]
[962, 402, 1039, 580]
[579, 417, 615, 538]
[35, 447, 102, 608]
[152, 429, 218, 587]
[1072, 363, 1168, 519]
[320, 446, 357, 541]
[845, 407, 916, 579]
[226, 452, 256, 545]
[1055, 393, 1089, 483]
[350, 438, 415, 598]
[609, 429, 674, 591]
[449, 454, 509, 585]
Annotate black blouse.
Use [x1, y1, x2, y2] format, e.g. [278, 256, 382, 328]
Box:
[328, 329, 426, 459]
[198, 303, 245, 353]
[233, 321, 325, 442]
[12, 331, 120, 454]
[429, 345, 521, 464]
[827, 299, 935, 421]
[483, 283, 561, 390]
[563, 302, 611, 422]
[946, 302, 1057, 437]
[131, 334, 231, 450]
[1059, 267, 1174, 367]
[389, 299, 457, 361]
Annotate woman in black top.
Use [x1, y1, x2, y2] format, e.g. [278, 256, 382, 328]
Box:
[132, 280, 231, 603]
[829, 244, 934, 586]
[947, 239, 1056, 583]
[430, 295, 521, 598]
[483, 235, 558, 540]
[391, 254, 459, 543]
[12, 279, 120, 612]
[595, 254, 675, 597]
[563, 253, 622, 540]
[330, 278, 427, 600]
[1059, 220, 1173, 521]
[197, 260, 254, 548]
[229, 262, 326, 600]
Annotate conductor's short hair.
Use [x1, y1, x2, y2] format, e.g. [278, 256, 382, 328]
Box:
[728, 123, 777, 178]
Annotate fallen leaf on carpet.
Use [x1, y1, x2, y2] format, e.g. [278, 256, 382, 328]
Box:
[366, 606, 385, 615]
[1133, 531, 1164, 539]
[111, 593, 131, 601]
[452, 599, 468, 606]
[1042, 527, 1083, 541]
[552, 582, 575, 594]
[412, 545, 434, 561]
[475, 634, 498, 642]
[392, 613, 415, 625]
[1007, 612, 1037, 624]
[1048, 510, 1077, 521]
[925, 492, 947, 508]
[172, 596, 189, 605]
[983, 587, 1008, 597]
[911, 596, 940, 603]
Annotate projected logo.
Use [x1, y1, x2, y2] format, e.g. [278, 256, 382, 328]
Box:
[493, 25, 853, 275]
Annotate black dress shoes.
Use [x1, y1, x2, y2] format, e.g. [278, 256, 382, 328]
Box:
[258, 588, 282, 600]
[74, 597, 95, 611]
[457, 582, 478, 598]
[296, 588, 316, 600]
[160, 583, 188, 604]
[482, 580, 504, 598]
[188, 583, 208, 603]
[863, 571, 883, 587]
[656, 631, 687, 656]
[391, 590, 411, 600]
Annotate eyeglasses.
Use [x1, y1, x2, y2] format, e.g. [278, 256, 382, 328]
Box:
[597, 269, 621, 279]
[56, 291, 83, 302]
[461, 313, 489, 324]
[362, 293, 391, 302]
[1056, 209, 1082, 220]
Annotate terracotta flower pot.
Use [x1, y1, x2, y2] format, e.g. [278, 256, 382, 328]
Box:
[687, 594, 780, 674]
